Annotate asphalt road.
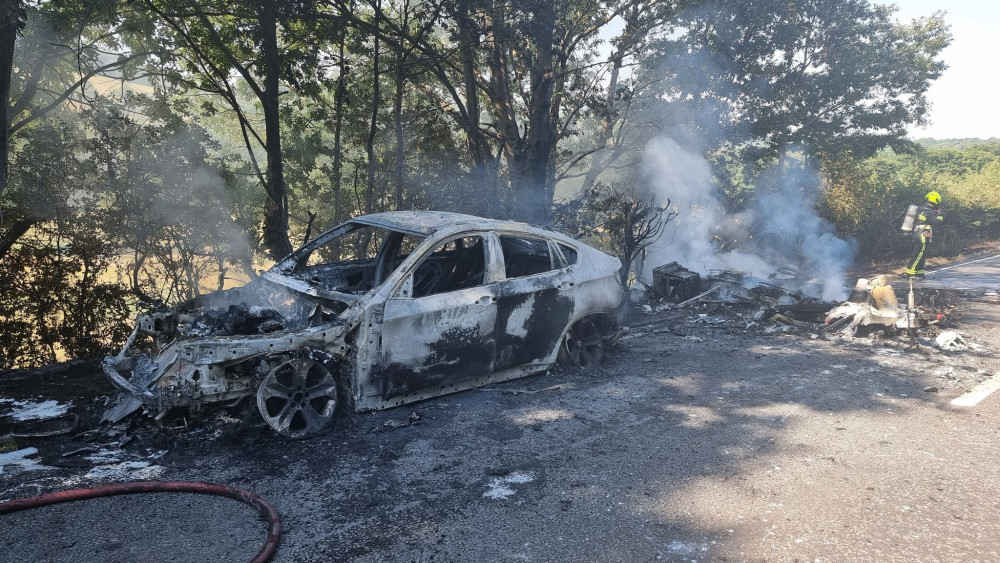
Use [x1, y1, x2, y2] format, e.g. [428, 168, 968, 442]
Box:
[922, 252, 1000, 291]
[2, 260, 1000, 563]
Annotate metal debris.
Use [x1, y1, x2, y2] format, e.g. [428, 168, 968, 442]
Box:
[500, 384, 567, 396]
[675, 286, 722, 308]
[377, 411, 424, 431]
[823, 276, 904, 336]
[7, 414, 79, 438]
[934, 331, 981, 351]
[637, 262, 976, 350]
[652, 262, 701, 302]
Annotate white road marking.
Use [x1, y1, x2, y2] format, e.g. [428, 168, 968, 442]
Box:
[929, 254, 1000, 274]
[950, 374, 1000, 407]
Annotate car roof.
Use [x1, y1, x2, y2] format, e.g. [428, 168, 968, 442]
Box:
[352, 210, 573, 242]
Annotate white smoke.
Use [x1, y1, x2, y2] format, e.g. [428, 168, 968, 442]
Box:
[640, 137, 853, 301]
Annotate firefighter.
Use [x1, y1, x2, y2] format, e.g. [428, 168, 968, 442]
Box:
[904, 191, 944, 279]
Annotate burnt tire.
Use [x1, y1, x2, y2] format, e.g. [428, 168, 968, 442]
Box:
[558, 317, 604, 369]
[256, 359, 338, 438]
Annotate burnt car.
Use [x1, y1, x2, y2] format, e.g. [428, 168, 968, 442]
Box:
[103, 211, 624, 437]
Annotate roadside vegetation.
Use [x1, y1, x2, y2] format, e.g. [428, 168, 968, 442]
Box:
[0, 0, 996, 369]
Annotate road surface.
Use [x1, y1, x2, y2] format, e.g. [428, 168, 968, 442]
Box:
[920, 253, 1000, 291]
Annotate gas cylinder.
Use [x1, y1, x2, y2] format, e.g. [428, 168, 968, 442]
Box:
[901, 204, 918, 231]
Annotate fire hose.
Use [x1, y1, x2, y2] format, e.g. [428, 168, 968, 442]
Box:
[0, 480, 280, 563]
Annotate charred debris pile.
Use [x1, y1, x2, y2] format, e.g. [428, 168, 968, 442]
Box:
[628, 262, 961, 344]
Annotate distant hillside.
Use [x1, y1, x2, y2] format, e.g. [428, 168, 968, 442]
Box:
[913, 138, 1000, 149]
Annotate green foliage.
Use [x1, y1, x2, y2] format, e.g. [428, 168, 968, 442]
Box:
[84, 95, 258, 302]
[0, 223, 132, 369]
[916, 138, 1000, 150]
[0, 435, 17, 454]
[0, 86, 256, 367]
[814, 143, 1000, 265]
[642, 0, 950, 157]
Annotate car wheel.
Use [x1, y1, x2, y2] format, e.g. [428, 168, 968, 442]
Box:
[558, 317, 604, 369]
[257, 358, 338, 438]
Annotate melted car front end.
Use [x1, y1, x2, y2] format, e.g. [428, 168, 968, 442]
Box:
[103, 276, 361, 430]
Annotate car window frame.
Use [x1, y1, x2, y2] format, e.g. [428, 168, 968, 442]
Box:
[553, 241, 578, 268]
[496, 233, 567, 280]
[389, 231, 499, 300]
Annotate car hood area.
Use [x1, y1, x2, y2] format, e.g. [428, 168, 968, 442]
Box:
[101, 271, 364, 424]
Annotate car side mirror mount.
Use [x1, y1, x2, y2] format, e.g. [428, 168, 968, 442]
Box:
[393, 275, 414, 299]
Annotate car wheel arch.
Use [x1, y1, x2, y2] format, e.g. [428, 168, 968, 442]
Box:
[557, 312, 619, 369]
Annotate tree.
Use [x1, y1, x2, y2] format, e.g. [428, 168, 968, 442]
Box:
[335, 0, 653, 222]
[473, 0, 645, 222]
[0, 0, 25, 204]
[0, 107, 132, 368]
[0, 1, 158, 257]
[327, 0, 499, 214]
[142, 0, 335, 259]
[556, 180, 676, 285]
[647, 0, 951, 157]
[591, 182, 676, 285]
[568, 1, 689, 196]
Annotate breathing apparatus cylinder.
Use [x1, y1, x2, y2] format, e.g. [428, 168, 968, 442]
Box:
[901, 204, 919, 231]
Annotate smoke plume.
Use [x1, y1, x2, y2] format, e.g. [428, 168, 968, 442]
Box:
[640, 137, 853, 301]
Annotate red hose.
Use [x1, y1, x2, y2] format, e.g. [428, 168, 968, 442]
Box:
[0, 480, 280, 563]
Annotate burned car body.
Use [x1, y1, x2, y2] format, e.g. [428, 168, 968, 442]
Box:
[104, 211, 624, 437]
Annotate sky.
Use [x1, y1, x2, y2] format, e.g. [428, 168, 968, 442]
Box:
[889, 0, 1000, 139]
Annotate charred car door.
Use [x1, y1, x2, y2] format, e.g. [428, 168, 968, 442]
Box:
[493, 235, 576, 372]
[379, 234, 499, 399]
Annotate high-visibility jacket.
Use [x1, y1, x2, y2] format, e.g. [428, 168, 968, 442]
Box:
[914, 203, 943, 242]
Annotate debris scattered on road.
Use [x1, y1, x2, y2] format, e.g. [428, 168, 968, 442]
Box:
[675, 285, 722, 308]
[823, 276, 904, 336]
[483, 470, 535, 500]
[500, 384, 567, 396]
[376, 410, 424, 431]
[0, 447, 43, 475]
[652, 261, 702, 303]
[631, 263, 975, 354]
[934, 330, 981, 351]
[7, 414, 79, 438]
[1, 398, 72, 421]
[61, 446, 100, 458]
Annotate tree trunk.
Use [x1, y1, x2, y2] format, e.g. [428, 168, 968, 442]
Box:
[0, 0, 19, 204]
[333, 27, 347, 225]
[489, 0, 557, 224]
[521, 0, 556, 224]
[258, 1, 292, 259]
[580, 56, 623, 195]
[0, 217, 34, 258]
[485, 8, 520, 220]
[456, 5, 498, 216]
[365, 0, 381, 217]
[393, 52, 406, 211]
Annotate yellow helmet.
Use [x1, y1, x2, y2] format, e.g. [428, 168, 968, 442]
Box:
[925, 191, 942, 205]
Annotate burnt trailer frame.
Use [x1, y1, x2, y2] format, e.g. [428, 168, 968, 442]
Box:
[103, 211, 625, 437]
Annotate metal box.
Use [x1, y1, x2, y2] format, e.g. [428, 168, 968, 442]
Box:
[652, 262, 702, 302]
